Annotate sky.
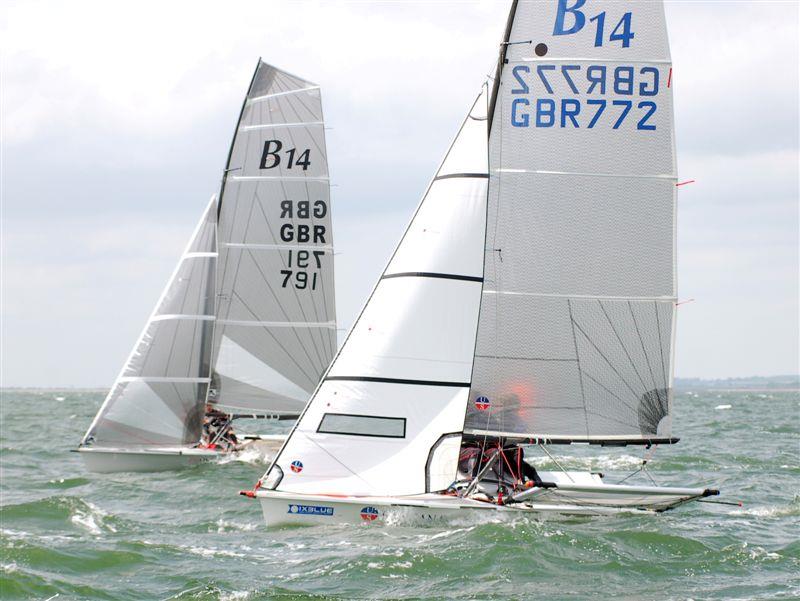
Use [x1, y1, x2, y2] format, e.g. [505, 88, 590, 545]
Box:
[1, 0, 798, 387]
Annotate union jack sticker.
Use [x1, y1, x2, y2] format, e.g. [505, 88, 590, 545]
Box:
[360, 506, 379, 521]
[290, 460, 304, 473]
[474, 396, 490, 411]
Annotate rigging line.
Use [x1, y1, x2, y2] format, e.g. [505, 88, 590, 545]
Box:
[161, 258, 194, 380]
[537, 443, 575, 482]
[186, 257, 208, 387]
[571, 319, 642, 405]
[597, 299, 650, 393]
[299, 430, 373, 486]
[583, 409, 640, 430]
[272, 76, 325, 159]
[253, 190, 327, 376]
[106, 390, 188, 441]
[654, 301, 668, 388]
[627, 301, 660, 393]
[275, 71, 321, 124]
[240, 247, 324, 384]
[567, 300, 591, 438]
[271, 96, 330, 369]
[230, 289, 318, 388]
[492, 75, 506, 441]
[104, 419, 170, 446]
[579, 371, 640, 415]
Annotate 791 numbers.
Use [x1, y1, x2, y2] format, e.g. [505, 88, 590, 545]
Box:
[280, 249, 324, 290]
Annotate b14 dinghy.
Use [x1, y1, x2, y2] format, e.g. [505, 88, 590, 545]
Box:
[79, 61, 337, 472]
[243, 0, 719, 525]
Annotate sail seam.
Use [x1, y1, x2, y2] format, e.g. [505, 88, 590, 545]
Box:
[325, 376, 471, 388]
[463, 429, 680, 445]
[240, 122, 324, 131]
[382, 272, 483, 283]
[223, 243, 333, 251]
[230, 176, 329, 182]
[247, 87, 320, 103]
[216, 319, 336, 328]
[496, 169, 677, 180]
[433, 173, 489, 181]
[483, 290, 676, 301]
[151, 314, 215, 322]
[507, 57, 672, 65]
[118, 377, 212, 383]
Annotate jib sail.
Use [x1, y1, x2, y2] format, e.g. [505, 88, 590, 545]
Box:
[81, 197, 217, 447]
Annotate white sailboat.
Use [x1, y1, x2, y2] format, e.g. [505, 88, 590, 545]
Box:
[79, 61, 337, 472]
[244, 0, 720, 525]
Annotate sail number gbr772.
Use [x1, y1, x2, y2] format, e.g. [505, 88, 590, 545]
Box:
[509, 65, 663, 131]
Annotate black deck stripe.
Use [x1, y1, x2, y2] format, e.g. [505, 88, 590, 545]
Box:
[434, 173, 489, 181]
[325, 376, 471, 387]
[382, 272, 483, 283]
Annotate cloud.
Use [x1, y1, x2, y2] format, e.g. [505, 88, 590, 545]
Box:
[1, 0, 798, 385]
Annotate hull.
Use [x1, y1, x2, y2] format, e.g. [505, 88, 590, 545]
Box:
[252, 471, 717, 527]
[78, 446, 217, 473]
[255, 490, 636, 527]
[78, 435, 287, 473]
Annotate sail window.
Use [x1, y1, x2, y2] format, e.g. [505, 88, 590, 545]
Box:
[317, 414, 406, 438]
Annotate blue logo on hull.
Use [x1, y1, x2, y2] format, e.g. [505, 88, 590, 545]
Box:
[287, 504, 334, 516]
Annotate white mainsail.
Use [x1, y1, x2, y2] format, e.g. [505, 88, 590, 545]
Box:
[211, 61, 337, 415]
[263, 0, 677, 498]
[81, 197, 217, 448]
[467, 0, 676, 442]
[81, 60, 336, 453]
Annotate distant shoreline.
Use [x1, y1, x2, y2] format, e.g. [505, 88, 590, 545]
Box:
[677, 387, 799, 393]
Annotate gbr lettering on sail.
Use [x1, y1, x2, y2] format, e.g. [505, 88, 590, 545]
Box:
[509, 0, 666, 132]
[259, 137, 329, 292]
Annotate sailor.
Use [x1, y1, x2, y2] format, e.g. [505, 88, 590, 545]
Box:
[202, 404, 238, 450]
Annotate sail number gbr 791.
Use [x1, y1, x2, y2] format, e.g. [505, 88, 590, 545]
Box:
[278, 199, 327, 291]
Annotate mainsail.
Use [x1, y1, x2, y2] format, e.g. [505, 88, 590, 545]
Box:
[82, 60, 337, 450]
[211, 61, 336, 415]
[466, 0, 676, 442]
[264, 0, 677, 497]
[81, 197, 217, 447]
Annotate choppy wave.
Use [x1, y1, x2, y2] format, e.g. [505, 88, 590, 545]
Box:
[2, 390, 799, 600]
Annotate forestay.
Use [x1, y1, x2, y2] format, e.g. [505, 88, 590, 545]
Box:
[466, 0, 677, 443]
[265, 87, 490, 496]
[211, 61, 337, 415]
[81, 198, 217, 447]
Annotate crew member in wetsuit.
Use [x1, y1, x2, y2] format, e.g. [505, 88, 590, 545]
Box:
[458, 441, 542, 491]
[202, 404, 238, 450]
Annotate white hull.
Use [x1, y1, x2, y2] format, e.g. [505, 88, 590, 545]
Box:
[252, 471, 717, 527]
[78, 435, 286, 473]
[78, 446, 218, 473]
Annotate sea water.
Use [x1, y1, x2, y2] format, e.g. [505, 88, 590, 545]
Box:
[1, 389, 798, 600]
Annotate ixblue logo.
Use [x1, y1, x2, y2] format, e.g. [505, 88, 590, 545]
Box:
[287, 504, 334, 516]
[360, 506, 379, 521]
